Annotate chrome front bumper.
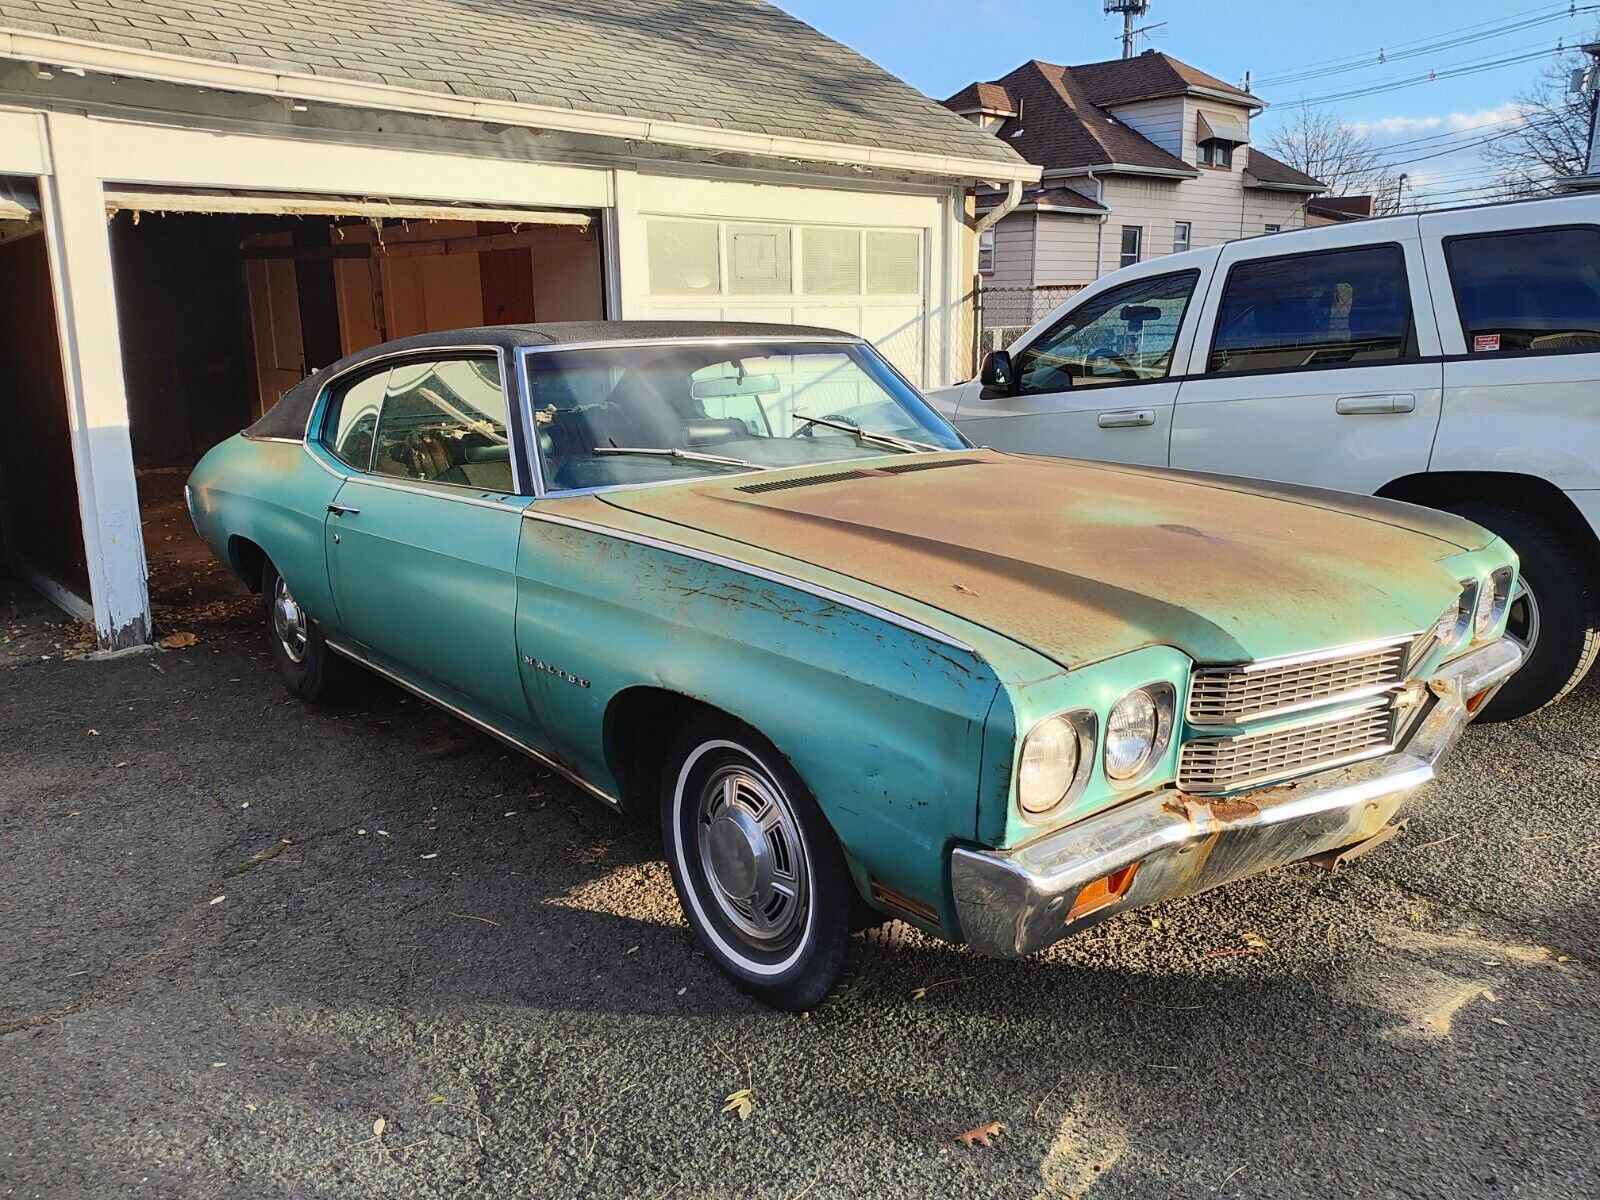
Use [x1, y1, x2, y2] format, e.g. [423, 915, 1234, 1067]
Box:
[951, 637, 1525, 959]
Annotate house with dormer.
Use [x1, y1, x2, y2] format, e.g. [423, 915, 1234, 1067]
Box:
[944, 52, 1326, 290]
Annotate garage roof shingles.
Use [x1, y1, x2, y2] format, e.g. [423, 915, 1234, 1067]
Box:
[0, 0, 1025, 168]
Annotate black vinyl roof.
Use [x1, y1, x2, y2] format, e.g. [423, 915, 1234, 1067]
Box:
[245, 321, 858, 441]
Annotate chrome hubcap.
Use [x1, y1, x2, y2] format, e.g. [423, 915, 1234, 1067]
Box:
[696, 763, 808, 946]
[1507, 577, 1541, 656]
[272, 576, 308, 664]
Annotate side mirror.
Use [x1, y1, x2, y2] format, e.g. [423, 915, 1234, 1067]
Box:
[980, 349, 1015, 390]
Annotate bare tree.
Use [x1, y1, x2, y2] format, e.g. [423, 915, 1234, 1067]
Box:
[1265, 103, 1401, 212]
[1483, 46, 1595, 198]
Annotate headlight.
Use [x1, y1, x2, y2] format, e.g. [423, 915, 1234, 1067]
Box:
[1105, 685, 1174, 783]
[1017, 712, 1090, 816]
[1474, 567, 1514, 640]
[1434, 579, 1476, 652]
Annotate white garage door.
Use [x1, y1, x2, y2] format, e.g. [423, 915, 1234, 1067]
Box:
[638, 217, 926, 383]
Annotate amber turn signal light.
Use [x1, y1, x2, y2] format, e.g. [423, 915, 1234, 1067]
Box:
[1067, 863, 1139, 922]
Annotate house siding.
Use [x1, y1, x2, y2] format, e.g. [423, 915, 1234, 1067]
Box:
[1105, 96, 1186, 158]
[987, 213, 1038, 289]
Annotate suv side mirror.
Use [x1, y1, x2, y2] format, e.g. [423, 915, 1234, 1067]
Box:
[980, 349, 1015, 390]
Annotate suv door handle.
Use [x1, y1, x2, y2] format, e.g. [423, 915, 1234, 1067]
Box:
[1097, 409, 1156, 428]
[1335, 393, 1416, 415]
[326, 502, 360, 516]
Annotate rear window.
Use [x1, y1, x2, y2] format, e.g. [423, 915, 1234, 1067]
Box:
[1208, 245, 1414, 374]
[1446, 227, 1600, 354]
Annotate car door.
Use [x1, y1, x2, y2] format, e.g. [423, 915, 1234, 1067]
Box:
[1169, 227, 1444, 492]
[319, 352, 537, 731]
[1418, 209, 1600, 495]
[955, 266, 1206, 467]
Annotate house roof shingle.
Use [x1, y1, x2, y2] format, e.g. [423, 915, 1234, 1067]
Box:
[1244, 148, 1327, 191]
[1066, 53, 1258, 107]
[0, 0, 1028, 172]
[945, 60, 1197, 176]
[945, 81, 1017, 114]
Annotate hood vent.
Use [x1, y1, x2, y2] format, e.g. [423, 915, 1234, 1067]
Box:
[736, 469, 872, 494]
[876, 456, 982, 474]
[735, 457, 981, 495]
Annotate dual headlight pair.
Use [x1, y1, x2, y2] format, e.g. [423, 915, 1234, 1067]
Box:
[1018, 684, 1176, 817]
[1435, 566, 1515, 655]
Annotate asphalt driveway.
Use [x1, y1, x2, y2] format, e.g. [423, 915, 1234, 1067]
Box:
[2, 582, 1596, 1199]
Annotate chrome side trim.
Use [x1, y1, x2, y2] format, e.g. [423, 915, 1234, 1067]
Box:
[335, 471, 526, 512]
[241, 434, 305, 445]
[518, 335, 865, 357]
[323, 637, 622, 809]
[522, 509, 976, 654]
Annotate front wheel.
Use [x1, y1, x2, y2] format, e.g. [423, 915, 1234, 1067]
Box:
[661, 717, 863, 1011]
[1444, 503, 1599, 722]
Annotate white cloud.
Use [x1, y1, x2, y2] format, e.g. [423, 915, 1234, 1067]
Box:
[1354, 104, 1530, 141]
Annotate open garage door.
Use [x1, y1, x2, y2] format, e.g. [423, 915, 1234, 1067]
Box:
[99, 187, 607, 642]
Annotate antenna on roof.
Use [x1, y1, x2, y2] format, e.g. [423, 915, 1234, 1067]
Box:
[1104, 0, 1151, 59]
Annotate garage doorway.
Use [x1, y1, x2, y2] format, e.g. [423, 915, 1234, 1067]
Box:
[0, 177, 92, 624]
[103, 194, 605, 640]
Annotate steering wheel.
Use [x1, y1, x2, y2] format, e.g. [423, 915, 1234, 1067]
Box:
[1088, 348, 1141, 381]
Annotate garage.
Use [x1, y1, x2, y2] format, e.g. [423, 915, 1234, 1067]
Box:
[0, 0, 1035, 649]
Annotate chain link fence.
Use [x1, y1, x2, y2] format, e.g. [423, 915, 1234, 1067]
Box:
[973, 283, 1083, 355]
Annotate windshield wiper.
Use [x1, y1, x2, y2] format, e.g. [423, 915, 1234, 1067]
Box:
[790, 413, 942, 454]
[592, 446, 766, 470]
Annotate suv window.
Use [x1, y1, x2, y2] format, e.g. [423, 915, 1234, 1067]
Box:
[325, 370, 387, 471]
[1446, 226, 1600, 354]
[371, 356, 515, 491]
[1208, 245, 1414, 374]
[1015, 271, 1198, 393]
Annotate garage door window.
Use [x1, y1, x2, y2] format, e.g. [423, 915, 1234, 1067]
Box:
[647, 220, 721, 294]
[1446, 226, 1600, 354]
[645, 219, 921, 299]
[1207, 244, 1414, 374]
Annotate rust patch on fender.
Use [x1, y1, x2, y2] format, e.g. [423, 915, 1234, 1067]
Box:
[1162, 794, 1261, 825]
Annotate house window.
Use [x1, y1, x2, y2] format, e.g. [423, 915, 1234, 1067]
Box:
[1198, 139, 1234, 168]
[1264, 223, 1281, 234]
[1119, 226, 1143, 270]
[1173, 221, 1192, 255]
[978, 228, 996, 275]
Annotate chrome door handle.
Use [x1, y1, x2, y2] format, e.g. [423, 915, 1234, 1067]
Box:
[1097, 409, 1156, 428]
[326, 502, 360, 516]
[1335, 393, 1416, 415]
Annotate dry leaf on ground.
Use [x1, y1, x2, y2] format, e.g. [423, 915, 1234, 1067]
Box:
[722, 1088, 754, 1121]
[953, 1120, 1005, 1148]
[157, 631, 198, 649]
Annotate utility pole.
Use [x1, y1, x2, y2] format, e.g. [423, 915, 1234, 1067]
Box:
[1560, 42, 1600, 189]
[1104, 0, 1151, 60]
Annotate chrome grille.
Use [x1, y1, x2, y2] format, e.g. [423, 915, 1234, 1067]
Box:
[1186, 637, 1410, 726]
[1178, 703, 1395, 794]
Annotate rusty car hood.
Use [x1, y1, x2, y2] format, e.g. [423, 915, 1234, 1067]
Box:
[597, 451, 1489, 667]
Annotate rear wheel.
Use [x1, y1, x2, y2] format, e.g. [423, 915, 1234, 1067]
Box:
[261, 559, 351, 703]
[661, 717, 867, 1011]
[1444, 503, 1599, 722]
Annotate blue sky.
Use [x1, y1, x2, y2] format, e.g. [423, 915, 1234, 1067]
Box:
[776, 0, 1600, 204]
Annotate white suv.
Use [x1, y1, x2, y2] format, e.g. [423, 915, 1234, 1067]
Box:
[935, 193, 1600, 720]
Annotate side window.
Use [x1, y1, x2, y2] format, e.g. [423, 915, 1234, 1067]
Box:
[1446, 227, 1600, 354]
[1208, 245, 1414, 375]
[324, 370, 388, 471]
[1014, 271, 1198, 393]
[372, 356, 515, 492]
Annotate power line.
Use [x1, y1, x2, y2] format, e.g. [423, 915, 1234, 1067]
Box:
[1256, 5, 1597, 88]
[1289, 43, 1570, 107]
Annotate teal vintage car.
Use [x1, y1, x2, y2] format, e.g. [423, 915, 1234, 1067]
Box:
[188, 321, 1525, 1010]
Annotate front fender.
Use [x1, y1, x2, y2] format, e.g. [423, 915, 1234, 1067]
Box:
[513, 512, 1006, 932]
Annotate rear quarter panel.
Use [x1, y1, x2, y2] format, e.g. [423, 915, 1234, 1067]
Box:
[186, 435, 341, 623]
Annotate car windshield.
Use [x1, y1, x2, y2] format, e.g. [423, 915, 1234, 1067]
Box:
[524, 340, 966, 491]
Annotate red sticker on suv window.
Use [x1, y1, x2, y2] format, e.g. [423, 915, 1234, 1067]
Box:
[1474, 333, 1501, 352]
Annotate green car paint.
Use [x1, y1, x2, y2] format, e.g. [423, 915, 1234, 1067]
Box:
[186, 332, 1519, 951]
